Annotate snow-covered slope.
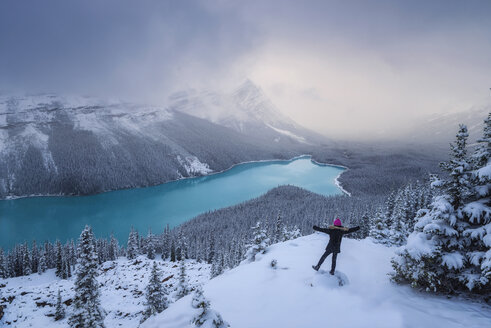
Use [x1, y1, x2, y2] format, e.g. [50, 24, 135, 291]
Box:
[143, 234, 491, 328]
[0, 93, 312, 199]
[0, 258, 210, 327]
[1, 234, 489, 327]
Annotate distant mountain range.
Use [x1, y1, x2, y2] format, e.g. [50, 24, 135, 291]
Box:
[397, 101, 490, 147]
[0, 81, 320, 199]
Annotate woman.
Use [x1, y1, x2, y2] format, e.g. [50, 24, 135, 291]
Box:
[312, 218, 359, 275]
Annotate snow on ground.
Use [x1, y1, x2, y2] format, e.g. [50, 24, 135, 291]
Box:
[143, 234, 491, 328]
[0, 258, 210, 327]
[2, 235, 490, 328]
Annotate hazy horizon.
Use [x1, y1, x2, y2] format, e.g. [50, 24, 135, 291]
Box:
[1, 0, 490, 140]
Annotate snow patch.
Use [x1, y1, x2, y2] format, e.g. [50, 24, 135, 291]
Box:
[177, 155, 212, 175]
[266, 123, 308, 143]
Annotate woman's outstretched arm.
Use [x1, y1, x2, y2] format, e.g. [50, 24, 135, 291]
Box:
[345, 226, 360, 234]
[313, 225, 331, 234]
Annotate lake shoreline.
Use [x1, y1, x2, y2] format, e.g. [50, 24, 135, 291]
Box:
[1, 154, 350, 201]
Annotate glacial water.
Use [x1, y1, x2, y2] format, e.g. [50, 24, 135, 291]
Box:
[0, 156, 345, 249]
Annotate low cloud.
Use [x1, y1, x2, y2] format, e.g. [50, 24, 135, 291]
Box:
[1, 0, 490, 139]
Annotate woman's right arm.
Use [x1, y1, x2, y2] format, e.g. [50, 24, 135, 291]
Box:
[313, 225, 330, 234]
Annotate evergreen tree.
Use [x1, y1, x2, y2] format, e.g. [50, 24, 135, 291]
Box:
[440, 124, 473, 207]
[391, 124, 491, 293]
[384, 191, 397, 226]
[127, 227, 139, 260]
[54, 289, 65, 321]
[210, 252, 224, 279]
[273, 213, 285, 243]
[142, 261, 168, 322]
[0, 248, 5, 278]
[191, 286, 230, 328]
[65, 258, 72, 278]
[244, 221, 270, 262]
[170, 239, 176, 262]
[175, 260, 189, 299]
[389, 215, 407, 246]
[55, 240, 64, 278]
[463, 114, 491, 291]
[357, 212, 371, 239]
[161, 225, 171, 260]
[37, 251, 47, 274]
[69, 225, 105, 328]
[146, 230, 155, 260]
[108, 234, 118, 261]
[285, 225, 301, 240]
[176, 230, 183, 261]
[369, 210, 390, 243]
[207, 236, 215, 264]
[31, 240, 39, 274]
[180, 230, 189, 260]
[22, 244, 32, 276]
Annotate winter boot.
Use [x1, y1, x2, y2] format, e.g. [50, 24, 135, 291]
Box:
[312, 265, 320, 271]
[329, 270, 335, 275]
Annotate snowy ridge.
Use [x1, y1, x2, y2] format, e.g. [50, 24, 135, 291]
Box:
[142, 234, 490, 328]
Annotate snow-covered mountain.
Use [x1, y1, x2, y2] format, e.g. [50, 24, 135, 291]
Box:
[399, 101, 491, 146]
[169, 80, 322, 144]
[0, 91, 316, 199]
[2, 234, 489, 327]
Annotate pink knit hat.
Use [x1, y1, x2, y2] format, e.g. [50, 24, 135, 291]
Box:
[334, 218, 342, 226]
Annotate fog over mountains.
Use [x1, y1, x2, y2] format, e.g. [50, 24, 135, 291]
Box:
[0, 78, 487, 200]
[0, 81, 319, 199]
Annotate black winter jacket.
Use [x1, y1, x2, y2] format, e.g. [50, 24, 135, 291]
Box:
[313, 225, 360, 253]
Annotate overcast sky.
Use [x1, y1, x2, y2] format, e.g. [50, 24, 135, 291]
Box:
[1, 0, 490, 139]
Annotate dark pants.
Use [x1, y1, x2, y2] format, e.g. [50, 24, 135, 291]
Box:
[316, 249, 338, 273]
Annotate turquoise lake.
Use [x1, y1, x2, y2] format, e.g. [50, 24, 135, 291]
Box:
[0, 156, 345, 249]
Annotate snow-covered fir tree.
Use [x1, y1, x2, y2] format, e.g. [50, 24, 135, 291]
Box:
[108, 234, 118, 261]
[273, 213, 285, 243]
[170, 239, 176, 262]
[244, 221, 270, 262]
[37, 251, 47, 274]
[55, 240, 63, 278]
[22, 244, 32, 276]
[210, 252, 225, 279]
[392, 123, 491, 294]
[191, 286, 230, 328]
[161, 225, 171, 260]
[180, 230, 189, 260]
[464, 113, 491, 292]
[69, 225, 105, 328]
[54, 289, 65, 321]
[0, 248, 5, 278]
[127, 227, 139, 260]
[175, 260, 189, 299]
[357, 212, 371, 239]
[142, 261, 168, 322]
[31, 240, 39, 274]
[389, 214, 407, 246]
[146, 230, 155, 260]
[369, 210, 390, 243]
[384, 191, 397, 226]
[285, 225, 301, 240]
